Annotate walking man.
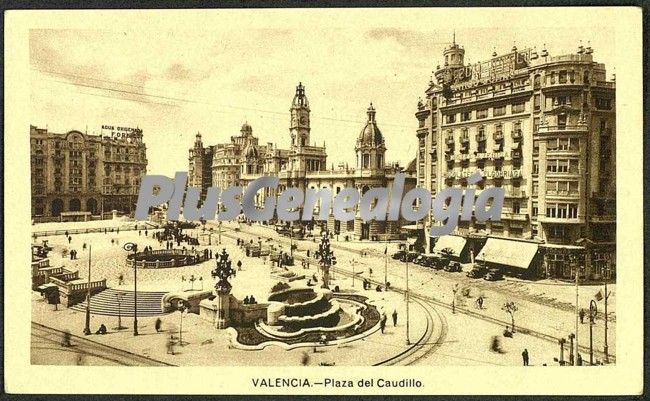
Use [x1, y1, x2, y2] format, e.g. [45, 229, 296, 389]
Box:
[579, 309, 585, 324]
[380, 314, 387, 334]
[392, 309, 398, 326]
[522, 348, 529, 366]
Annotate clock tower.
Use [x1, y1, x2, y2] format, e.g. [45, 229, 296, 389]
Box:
[290, 82, 310, 148]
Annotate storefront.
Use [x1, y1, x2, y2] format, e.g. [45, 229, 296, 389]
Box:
[432, 235, 470, 262]
[539, 244, 586, 280]
[475, 238, 541, 278]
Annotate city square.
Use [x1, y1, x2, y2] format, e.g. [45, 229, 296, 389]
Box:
[26, 19, 618, 371]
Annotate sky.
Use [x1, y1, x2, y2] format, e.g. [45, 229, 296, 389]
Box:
[29, 9, 616, 177]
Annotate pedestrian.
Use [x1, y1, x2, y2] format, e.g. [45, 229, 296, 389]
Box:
[167, 334, 176, 355]
[68, 236, 72, 244]
[392, 309, 398, 326]
[139, 230, 142, 236]
[579, 309, 585, 324]
[380, 314, 387, 333]
[577, 353, 583, 366]
[104, 228, 107, 234]
[117, 228, 120, 235]
[118, 274, 124, 285]
[522, 348, 529, 366]
[145, 229, 148, 237]
[111, 239, 115, 245]
[237, 260, 242, 271]
[61, 330, 71, 347]
[95, 324, 107, 335]
[155, 318, 162, 333]
[307, 249, 310, 258]
[65, 230, 69, 237]
[82, 243, 87, 251]
[478, 296, 484, 309]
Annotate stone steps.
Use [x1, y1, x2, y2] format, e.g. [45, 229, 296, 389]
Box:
[71, 288, 169, 317]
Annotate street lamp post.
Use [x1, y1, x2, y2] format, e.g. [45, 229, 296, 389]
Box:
[452, 283, 459, 314]
[589, 299, 597, 365]
[114, 292, 127, 330]
[404, 241, 410, 345]
[83, 245, 92, 335]
[123, 242, 138, 336]
[178, 301, 187, 346]
[559, 338, 566, 365]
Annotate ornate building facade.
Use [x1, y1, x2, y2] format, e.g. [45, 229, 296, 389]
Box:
[188, 83, 416, 240]
[415, 40, 616, 280]
[30, 125, 148, 220]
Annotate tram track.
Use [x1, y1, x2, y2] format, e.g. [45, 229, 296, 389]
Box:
[218, 224, 616, 363]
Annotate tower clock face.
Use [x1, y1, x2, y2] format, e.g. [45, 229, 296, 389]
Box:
[300, 115, 308, 125]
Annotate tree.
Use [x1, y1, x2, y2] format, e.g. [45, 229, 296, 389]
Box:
[502, 301, 518, 333]
[440, 247, 454, 258]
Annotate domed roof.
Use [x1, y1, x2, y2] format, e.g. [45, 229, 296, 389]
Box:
[357, 103, 384, 146]
[240, 122, 253, 136]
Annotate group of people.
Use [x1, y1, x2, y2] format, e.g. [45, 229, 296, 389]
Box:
[68, 249, 79, 260]
[378, 310, 399, 333]
[243, 295, 257, 304]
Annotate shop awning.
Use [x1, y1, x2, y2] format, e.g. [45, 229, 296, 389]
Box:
[432, 235, 467, 257]
[476, 238, 539, 269]
[407, 237, 418, 245]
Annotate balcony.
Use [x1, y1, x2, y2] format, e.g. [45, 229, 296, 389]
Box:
[536, 124, 589, 134]
[511, 150, 522, 159]
[590, 214, 616, 223]
[460, 135, 470, 144]
[505, 190, 527, 198]
[493, 132, 504, 141]
[445, 136, 455, 145]
[511, 130, 523, 140]
[476, 134, 487, 142]
[537, 216, 584, 224]
[501, 212, 529, 221]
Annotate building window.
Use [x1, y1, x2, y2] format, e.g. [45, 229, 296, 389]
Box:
[461, 111, 471, 122]
[559, 70, 567, 84]
[493, 105, 506, 117]
[512, 102, 525, 113]
[533, 95, 541, 111]
[595, 98, 612, 110]
[476, 109, 488, 119]
[446, 114, 457, 124]
[533, 74, 541, 89]
[512, 201, 521, 214]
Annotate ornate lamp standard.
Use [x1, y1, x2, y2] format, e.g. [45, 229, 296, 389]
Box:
[315, 230, 336, 289]
[210, 248, 236, 328]
[123, 242, 138, 336]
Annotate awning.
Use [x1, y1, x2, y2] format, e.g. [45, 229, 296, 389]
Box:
[476, 238, 539, 269]
[432, 235, 467, 257]
[407, 237, 418, 245]
[37, 283, 58, 292]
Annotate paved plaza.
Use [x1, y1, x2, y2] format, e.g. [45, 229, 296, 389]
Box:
[31, 219, 615, 366]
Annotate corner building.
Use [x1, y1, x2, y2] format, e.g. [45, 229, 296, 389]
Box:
[415, 41, 615, 280]
[30, 125, 148, 220]
[189, 83, 416, 240]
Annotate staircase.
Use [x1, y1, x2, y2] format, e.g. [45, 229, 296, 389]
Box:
[71, 288, 169, 317]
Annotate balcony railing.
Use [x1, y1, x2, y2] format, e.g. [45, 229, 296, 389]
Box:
[493, 132, 504, 141]
[511, 130, 522, 139]
[536, 124, 589, 133]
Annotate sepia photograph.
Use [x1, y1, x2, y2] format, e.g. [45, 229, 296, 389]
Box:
[4, 6, 643, 396]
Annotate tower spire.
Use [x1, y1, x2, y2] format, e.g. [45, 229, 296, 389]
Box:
[453, 30, 456, 45]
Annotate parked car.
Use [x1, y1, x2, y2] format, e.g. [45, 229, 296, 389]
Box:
[417, 254, 438, 268]
[466, 264, 488, 278]
[444, 261, 463, 272]
[392, 250, 406, 260]
[433, 257, 450, 270]
[402, 252, 419, 263]
[484, 268, 503, 281]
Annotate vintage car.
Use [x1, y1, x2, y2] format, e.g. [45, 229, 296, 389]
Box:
[466, 264, 488, 278]
[484, 268, 504, 281]
[444, 261, 463, 272]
